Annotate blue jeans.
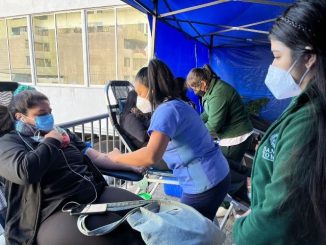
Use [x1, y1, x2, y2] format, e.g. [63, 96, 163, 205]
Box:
[181, 173, 230, 221]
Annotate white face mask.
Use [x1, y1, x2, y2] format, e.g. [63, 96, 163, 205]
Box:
[136, 96, 152, 113]
[264, 59, 309, 100]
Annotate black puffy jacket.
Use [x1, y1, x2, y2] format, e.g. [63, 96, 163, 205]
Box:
[0, 131, 107, 245]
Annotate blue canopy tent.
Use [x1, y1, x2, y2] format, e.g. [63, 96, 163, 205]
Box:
[122, 0, 295, 122]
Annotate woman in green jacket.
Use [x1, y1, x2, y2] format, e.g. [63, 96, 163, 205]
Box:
[186, 65, 253, 164]
[233, 1, 326, 244]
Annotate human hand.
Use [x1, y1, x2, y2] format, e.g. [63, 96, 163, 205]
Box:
[107, 148, 122, 162]
[255, 141, 261, 151]
[235, 208, 251, 219]
[44, 130, 63, 143]
[130, 166, 147, 174]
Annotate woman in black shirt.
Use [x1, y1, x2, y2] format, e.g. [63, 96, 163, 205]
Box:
[0, 91, 144, 245]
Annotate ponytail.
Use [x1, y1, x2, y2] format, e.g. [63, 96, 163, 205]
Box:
[186, 64, 219, 87]
[202, 64, 219, 80]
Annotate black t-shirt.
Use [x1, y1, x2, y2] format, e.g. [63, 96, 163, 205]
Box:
[38, 132, 99, 222]
[120, 112, 151, 149]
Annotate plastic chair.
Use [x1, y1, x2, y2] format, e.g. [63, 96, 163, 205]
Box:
[105, 81, 178, 195]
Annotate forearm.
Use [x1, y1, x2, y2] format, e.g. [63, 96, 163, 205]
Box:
[233, 207, 290, 244]
[206, 114, 225, 133]
[114, 147, 156, 167]
[86, 148, 139, 170]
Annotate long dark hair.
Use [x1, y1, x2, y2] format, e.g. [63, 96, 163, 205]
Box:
[271, 0, 326, 241]
[135, 67, 149, 88]
[147, 59, 179, 108]
[174, 77, 189, 102]
[0, 90, 49, 136]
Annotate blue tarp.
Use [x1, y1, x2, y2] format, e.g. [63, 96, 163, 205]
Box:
[211, 45, 291, 122]
[124, 0, 295, 121]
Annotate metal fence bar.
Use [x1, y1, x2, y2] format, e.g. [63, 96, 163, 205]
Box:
[58, 113, 109, 128]
[98, 119, 102, 152]
[113, 128, 116, 148]
[90, 121, 94, 149]
[81, 124, 85, 141]
[106, 118, 109, 153]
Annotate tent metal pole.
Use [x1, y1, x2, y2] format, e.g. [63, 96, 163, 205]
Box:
[237, 0, 291, 7]
[209, 35, 214, 63]
[159, 0, 230, 18]
[131, 0, 155, 15]
[217, 18, 275, 33]
[188, 22, 209, 46]
[193, 27, 268, 39]
[162, 0, 183, 31]
[210, 35, 214, 50]
[219, 27, 268, 34]
[150, 0, 158, 59]
[151, 16, 157, 58]
[165, 17, 273, 36]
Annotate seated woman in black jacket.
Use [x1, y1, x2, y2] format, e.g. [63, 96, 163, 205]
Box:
[120, 90, 151, 149]
[0, 91, 144, 245]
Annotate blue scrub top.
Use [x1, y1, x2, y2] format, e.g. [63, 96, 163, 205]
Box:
[148, 99, 229, 194]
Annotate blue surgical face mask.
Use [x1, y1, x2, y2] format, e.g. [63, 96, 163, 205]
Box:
[35, 114, 54, 132]
[264, 58, 310, 100]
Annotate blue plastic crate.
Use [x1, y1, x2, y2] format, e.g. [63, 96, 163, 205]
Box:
[163, 177, 182, 198]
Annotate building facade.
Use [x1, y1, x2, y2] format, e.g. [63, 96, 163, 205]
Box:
[0, 0, 150, 123]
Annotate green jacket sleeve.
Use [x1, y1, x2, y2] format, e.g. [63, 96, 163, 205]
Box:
[204, 95, 228, 135]
[200, 111, 208, 123]
[233, 112, 309, 244]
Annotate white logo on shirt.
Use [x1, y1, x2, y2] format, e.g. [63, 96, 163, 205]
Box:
[262, 133, 278, 162]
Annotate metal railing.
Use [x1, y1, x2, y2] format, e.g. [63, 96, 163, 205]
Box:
[58, 113, 134, 189]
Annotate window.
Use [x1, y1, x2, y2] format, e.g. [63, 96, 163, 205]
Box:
[32, 14, 58, 84]
[34, 16, 48, 20]
[0, 7, 149, 86]
[34, 27, 49, 36]
[34, 42, 50, 52]
[124, 57, 130, 67]
[7, 17, 32, 83]
[124, 39, 133, 49]
[0, 20, 10, 80]
[56, 12, 84, 84]
[26, 56, 30, 66]
[117, 7, 148, 80]
[35, 58, 51, 67]
[88, 9, 116, 85]
[133, 58, 147, 70]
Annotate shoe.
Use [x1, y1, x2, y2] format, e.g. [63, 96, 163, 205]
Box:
[216, 206, 228, 218]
